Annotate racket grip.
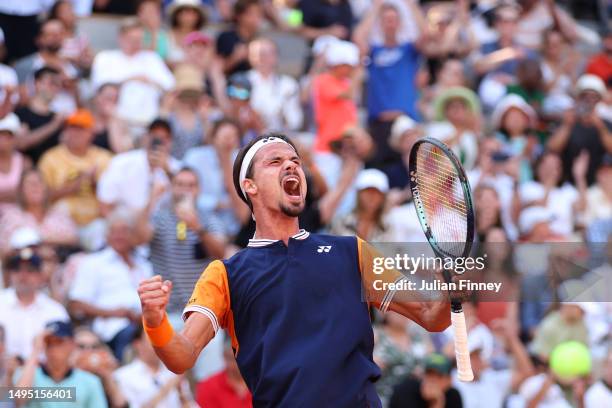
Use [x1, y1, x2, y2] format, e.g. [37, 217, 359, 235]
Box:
[451, 310, 474, 382]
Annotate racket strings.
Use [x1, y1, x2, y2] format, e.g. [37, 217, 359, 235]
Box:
[415, 145, 468, 257]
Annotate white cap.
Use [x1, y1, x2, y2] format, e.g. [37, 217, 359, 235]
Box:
[491, 94, 536, 130]
[312, 34, 340, 56]
[575, 74, 606, 97]
[519, 206, 554, 235]
[326, 40, 360, 67]
[9, 227, 42, 250]
[390, 115, 418, 151]
[354, 169, 389, 193]
[0, 113, 21, 134]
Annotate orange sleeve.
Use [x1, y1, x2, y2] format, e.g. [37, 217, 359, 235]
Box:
[182, 260, 230, 334]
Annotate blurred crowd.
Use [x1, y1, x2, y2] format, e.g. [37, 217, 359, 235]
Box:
[0, 0, 610, 407]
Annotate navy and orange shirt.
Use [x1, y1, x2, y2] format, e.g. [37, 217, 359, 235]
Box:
[183, 230, 398, 407]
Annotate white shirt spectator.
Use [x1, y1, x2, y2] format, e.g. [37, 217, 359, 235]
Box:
[452, 368, 512, 408]
[0, 0, 55, 15]
[91, 50, 174, 124]
[385, 203, 428, 243]
[519, 181, 579, 236]
[97, 149, 180, 213]
[0, 63, 18, 105]
[585, 380, 612, 408]
[518, 373, 572, 408]
[247, 70, 303, 132]
[0, 287, 69, 358]
[582, 185, 612, 227]
[69, 247, 152, 341]
[114, 359, 183, 408]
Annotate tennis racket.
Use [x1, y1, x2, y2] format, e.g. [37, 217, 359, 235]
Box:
[408, 137, 475, 382]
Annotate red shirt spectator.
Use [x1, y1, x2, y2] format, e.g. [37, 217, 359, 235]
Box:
[585, 28, 612, 84]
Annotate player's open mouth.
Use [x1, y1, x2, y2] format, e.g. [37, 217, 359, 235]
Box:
[282, 175, 301, 199]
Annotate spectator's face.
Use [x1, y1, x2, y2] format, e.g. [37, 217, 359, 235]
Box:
[95, 85, 119, 116]
[63, 126, 94, 152]
[536, 154, 562, 186]
[146, 127, 172, 155]
[247, 143, 306, 218]
[107, 221, 134, 254]
[55, 1, 76, 28]
[357, 188, 385, 216]
[172, 170, 199, 202]
[45, 336, 74, 366]
[502, 108, 530, 135]
[331, 64, 354, 78]
[475, 187, 500, 232]
[176, 7, 201, 30]
[422, 371, 451, 393]
[560, 304, 583, 323]
[444, 98, 469, 125]
[438, 60, 465, 87]
[119, 27, 144, 56]
[38, 20, 65, 53]
[9, 262, 42, 297]
[138, 1, 161, 29]
[238, 4, 263, 33]
[213, 123, 241, 149]
[34, 73, 61, 101]
[544, 30, 565, 59]
[21, 171, 47, 207]
[0, 130, 16, 154]
[577, 90, 602, 113]
[597, 166, 612, 191]
[517, 61, 542, 89]
[249, 40, 277, 72]
[495, 15, 517, 39]
[380, 7, 400, 38]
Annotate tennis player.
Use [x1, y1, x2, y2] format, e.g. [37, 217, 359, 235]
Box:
[137, 134, 451, 407]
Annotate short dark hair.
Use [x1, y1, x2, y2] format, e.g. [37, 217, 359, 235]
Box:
[232, 133, 298, 209]
[34, 66, 60, 81]
[233, 0, 259, 20]
[172, 166, 200, 183]
[148, 117, 172, 135]
[170, 5, 207, 30]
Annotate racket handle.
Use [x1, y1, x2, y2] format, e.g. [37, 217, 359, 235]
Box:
[451, 309, 474, 382]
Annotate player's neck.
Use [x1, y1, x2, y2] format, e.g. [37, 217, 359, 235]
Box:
[253, 214, 300, 245]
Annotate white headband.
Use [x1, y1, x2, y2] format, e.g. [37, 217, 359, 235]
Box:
[239, 136, 294, 200]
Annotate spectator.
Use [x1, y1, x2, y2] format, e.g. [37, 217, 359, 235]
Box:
[225, 72, 265, 142]
[247, 38, 303, 133]
[514, 0, 578, 49]
[72, 327, 128, 408]
[216, 0, 263, 75]
[49, 0, 93, 72]
[473, 184, 505, 242]
[138, 0, 170, 61]
[184, 118, 249, 236]
[585, 27, 612, 85]
[0, 28, 18, 107]
[541, 28, 579, 98]
[382, 115, 421, 191]
[507, 59, 546, 117]
[114, 324, 194, 407]
[427, 87, 481, 170]
[530, 303, 589, 359]
[0, 248, 69, 359]
[373, 311, 420, 406]
[166, 0, 208, 66]
[14, 66, 65, 164]
[0, 113, 31, 204]
[419, 58, 467, 121]
[0, 169, 78, 256]
[13, 18, 78, 114]
[548, 74, 612, 186]
[577, 154, 612, 228]
[585, 350, 612, 407]
[312, 39, 360, 153]
[389, 353, 462, 408]
[160, 65, 208, 159]
[38, 109, 111, 233]
[352, 0, 431, 166]
[97, 118, 180, 214]
[0, 0, 52, 63]
[195, 339, 252, 408]
[13, 321, 106, 408]
[68, 209, 152, 361]
[297, 0, 352, 43]
[91, 18, 175, 128]
[90, 83, 131, 153]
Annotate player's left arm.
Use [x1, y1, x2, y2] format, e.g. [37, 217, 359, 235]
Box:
[357, 238, 451, 332]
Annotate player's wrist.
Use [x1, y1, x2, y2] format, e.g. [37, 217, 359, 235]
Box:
[143, 313, 174, 347]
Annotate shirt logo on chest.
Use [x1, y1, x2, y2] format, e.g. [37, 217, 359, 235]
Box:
[317, 245, 332, 253]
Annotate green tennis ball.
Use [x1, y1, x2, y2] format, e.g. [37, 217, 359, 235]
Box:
[286, 10, 303, 27]
[550, 341, 591, 381]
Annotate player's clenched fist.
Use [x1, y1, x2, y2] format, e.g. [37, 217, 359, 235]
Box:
[138, 275, 173, 328]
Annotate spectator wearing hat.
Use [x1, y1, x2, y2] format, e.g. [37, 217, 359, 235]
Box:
[531, 303, 589, 360]
[98, 118, 180, 214]
[68, 209, 152, 361]
[0, 249, 69, 360]
[389, 353, 462, 408]
[13, 320, 106, 408]
[548, 74, 612, 186]
[225, 72, 264, 143]
[91, 19, 175, 127]
[0, 169, 79, 257]
[160, 64, 208, 159]
[418, 58, 468, 122]
[15, 66, 65, 164]
[312, 40, 360, 153]
[166, 0, 208, 66]
[216, 0, 263, 76]
[38, 109, 111, 230]
[138, 0, 171, 61]
[427, 87, 481, 170]
[114, 323, 195, 407]
[0, 113, 30, 204]
[381, 114, 421, 191]
[247, 38, 303, 133]
[585, 27, 612, 85]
